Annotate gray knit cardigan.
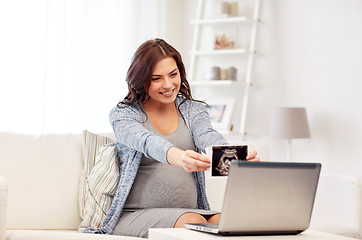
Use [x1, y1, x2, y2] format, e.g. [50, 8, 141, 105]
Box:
[84, 96, 227, 234]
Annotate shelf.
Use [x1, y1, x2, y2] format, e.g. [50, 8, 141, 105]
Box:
[189, 80, 246, 86]
[190, 49, 249, 56]
[189, 0, 261, 139]
[190, 16, 249, 25]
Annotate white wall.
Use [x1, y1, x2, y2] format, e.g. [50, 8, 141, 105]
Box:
[0, 0, 184, 134]
[183, 0, 362, 175]
[1, 0, 360, 174]
[259, 0, 362, 175]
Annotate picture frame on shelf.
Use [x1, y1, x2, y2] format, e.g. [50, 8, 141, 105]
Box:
[206, 97, 235, 131]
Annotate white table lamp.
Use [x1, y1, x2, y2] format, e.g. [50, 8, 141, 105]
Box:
[269, 107, 310, 162]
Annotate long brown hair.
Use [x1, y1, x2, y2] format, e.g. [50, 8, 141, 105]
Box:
[118, 38, 194, 107]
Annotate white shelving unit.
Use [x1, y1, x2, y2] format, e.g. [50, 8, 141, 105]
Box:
[189, 0, 261, 139]
[191, 49, 248, 56]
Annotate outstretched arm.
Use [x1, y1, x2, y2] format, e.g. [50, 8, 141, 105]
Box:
[110, 105, 174, 164]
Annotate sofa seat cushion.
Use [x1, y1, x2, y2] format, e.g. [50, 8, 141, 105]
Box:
[6, 230, 143, 240]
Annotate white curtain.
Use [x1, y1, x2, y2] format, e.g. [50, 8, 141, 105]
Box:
[0, 0, 182, 134]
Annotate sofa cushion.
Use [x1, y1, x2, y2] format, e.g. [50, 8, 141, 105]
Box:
[310, 174, 362, 239]
[79, 130, 118, 230]
[6, 230, 143, 240]
[79, 144, 119, 230]
[0, 132, 83, 230]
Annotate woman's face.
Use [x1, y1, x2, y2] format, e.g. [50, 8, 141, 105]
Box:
[146, 57, 181, 107]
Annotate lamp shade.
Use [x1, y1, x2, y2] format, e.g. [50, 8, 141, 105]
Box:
[269, 107, 310, 139]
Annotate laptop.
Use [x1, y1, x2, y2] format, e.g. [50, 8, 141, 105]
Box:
[185, 161, 321, 236]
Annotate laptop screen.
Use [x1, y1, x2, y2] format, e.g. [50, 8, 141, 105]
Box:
[218, 161, 321, 234]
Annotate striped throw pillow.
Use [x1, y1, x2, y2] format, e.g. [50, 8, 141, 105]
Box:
[78, 130, 119, 230]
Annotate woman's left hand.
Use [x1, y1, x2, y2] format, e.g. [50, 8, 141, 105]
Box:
[246, 150, 260, 162]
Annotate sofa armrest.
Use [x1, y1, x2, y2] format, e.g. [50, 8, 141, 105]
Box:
[0, 176, 7, 240]
[310, 174, 362, 239]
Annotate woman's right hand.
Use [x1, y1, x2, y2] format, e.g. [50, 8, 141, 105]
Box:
[167, 147, 211, 172]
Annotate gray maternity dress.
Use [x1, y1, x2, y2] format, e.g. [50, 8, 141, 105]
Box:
[113, 112, 218, 238]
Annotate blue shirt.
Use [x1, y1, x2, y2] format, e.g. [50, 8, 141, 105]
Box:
[84, 96, 227, 234]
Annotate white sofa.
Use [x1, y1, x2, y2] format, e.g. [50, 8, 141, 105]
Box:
[0, 131, 143, 240]
[0, 131, 361, 240]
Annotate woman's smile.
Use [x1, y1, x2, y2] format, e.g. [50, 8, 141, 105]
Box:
[160, 88, 175, 96]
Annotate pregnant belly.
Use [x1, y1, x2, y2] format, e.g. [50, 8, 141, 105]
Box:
[125, 164, 198, 209]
